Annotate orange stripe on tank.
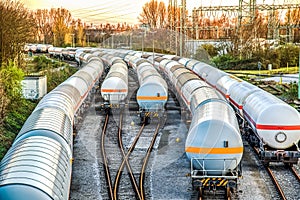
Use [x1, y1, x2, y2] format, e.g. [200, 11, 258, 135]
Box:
[185, 147, 243, 154]
[137, 96, 168, 100]
[101, 89, 127, 93]
[256, 124, 300, 130]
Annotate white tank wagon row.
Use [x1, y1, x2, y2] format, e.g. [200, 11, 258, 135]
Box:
[169, 55, 300, 165]
[0, 55, 104, 200]
[100, 53, 128, 107]
[124, 54, 168, 123]
[150, 55, 243, 194]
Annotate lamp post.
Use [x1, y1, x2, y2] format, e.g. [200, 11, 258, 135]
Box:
[86, 33, 90, 47]
[111, 33, 115, 49]
[179, 4, 183, 57]
[142, 31, 144, 55]
[130, 33, 133, 50]
[149, 30, 156, 65]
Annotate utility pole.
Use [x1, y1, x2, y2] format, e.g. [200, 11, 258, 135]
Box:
[149, 30, 156, 65]
[179, 4, 183, 57]
[179, 0, 186, 57]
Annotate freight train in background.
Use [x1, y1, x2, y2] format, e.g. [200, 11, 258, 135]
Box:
[0, 46, 299, 199]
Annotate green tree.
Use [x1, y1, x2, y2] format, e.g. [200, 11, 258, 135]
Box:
[51, 8, 72, 47]
[201, 44, 219, 58]
[0, 0, 35, 67]
[277, 44, 299, 67]
[0, 61, 24, 125]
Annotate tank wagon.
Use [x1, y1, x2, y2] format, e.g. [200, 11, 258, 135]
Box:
[155, 57, 243, 196]
[0, 55, 104, 200]
[100, 54, 128, 108]
[175, 57, 300, 165]
[125, 54, 168, 123]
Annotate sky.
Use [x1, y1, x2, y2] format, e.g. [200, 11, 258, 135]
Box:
[20, 0, 289, 24]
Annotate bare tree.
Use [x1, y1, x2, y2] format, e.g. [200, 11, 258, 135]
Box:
[139, 0, 167, 29]
[33, 9, 53, 44]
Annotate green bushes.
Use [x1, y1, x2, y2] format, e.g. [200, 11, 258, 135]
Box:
[0, 56, 77, 159]
[211, 44, 300, 71]
[0, 99, 37, 158]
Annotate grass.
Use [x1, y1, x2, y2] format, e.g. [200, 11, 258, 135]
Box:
[225, 67, 299, 76]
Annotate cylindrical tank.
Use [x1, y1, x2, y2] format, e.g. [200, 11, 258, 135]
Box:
[205, 68, 227, 87]
[180, 79, 209, 109]
[0, 136, 72, 200]
[135, 58, 168, 110]
[244, 90, 300, 149]
[228, 81, 260, 115]
[186, 100, 243, 175]
[190, 86, 225, 114]
[185, 59, 200, 70]
[216, 75, 241, 99]
[192, 62, 215, 81]
[14, 107, 73, 150]
[101, 63, 128, 104]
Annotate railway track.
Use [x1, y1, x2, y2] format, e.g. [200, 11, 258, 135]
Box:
[266, 165, 300, 200]
[139, 122, 161, 200]
[252, 147, 300, 200]
[114, 110, 144, 200]
[101, 113, 114, 199]
[101, 107, 162, 200]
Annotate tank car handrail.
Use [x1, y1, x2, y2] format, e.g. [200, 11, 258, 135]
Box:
[191, 157, 239, 179]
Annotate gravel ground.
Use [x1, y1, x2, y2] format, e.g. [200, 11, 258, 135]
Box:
[70, 93, 300, 200]
[70, 95, 104, 200]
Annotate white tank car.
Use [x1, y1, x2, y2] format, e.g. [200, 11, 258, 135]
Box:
[216, 75, 242, 99]
[205, 69, 227, 87]
[135, 60, 168, 111]
[0, 136, 72, 200]
[186, 87, 243, 175]
[101, 62, 128, 104]
[159, 59, 175, 72]
[243, 90, 300, 149]
[180, 79, 209, 109]
[184, 59, 201, 70]
[228, 81, 260, 115]
[190, 62, 215, 81]
[169, 67, 190, 88]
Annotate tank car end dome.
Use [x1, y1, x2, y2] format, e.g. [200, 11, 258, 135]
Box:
[185, 119, 243, 175]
